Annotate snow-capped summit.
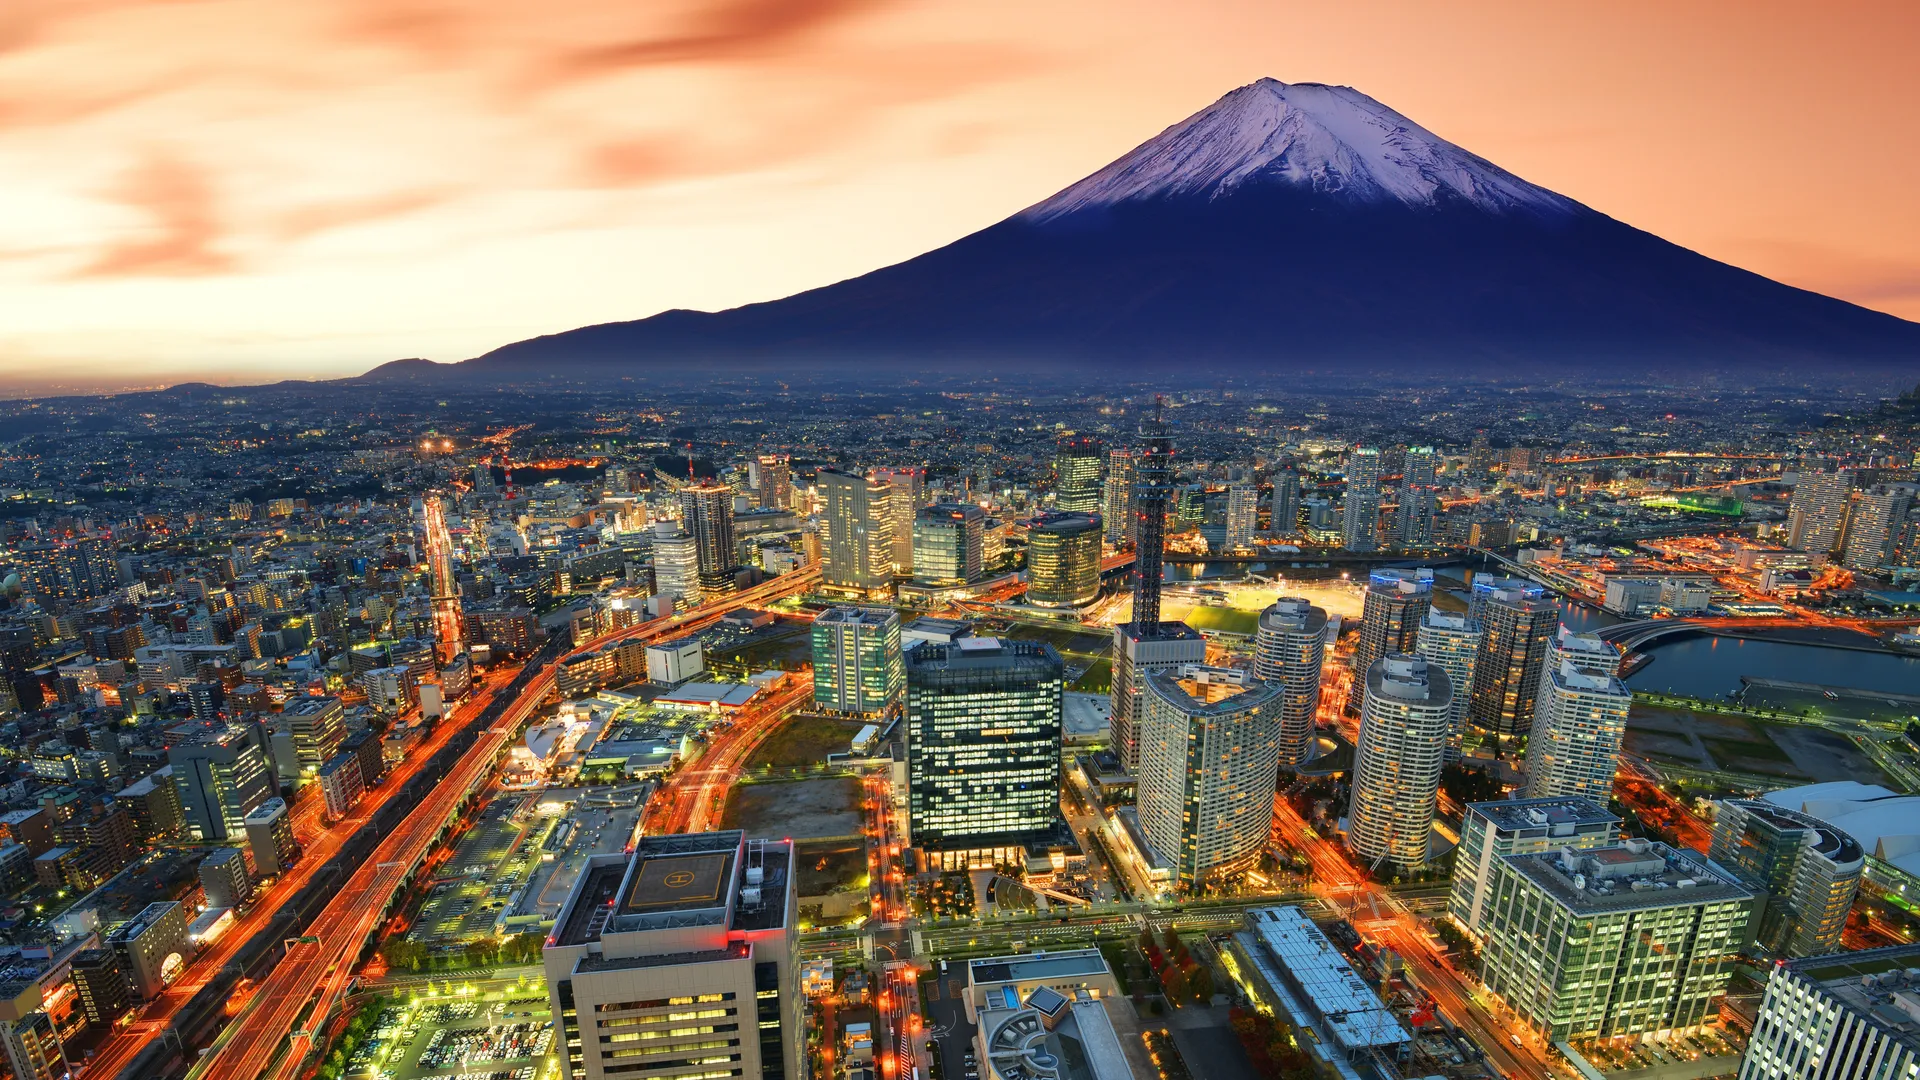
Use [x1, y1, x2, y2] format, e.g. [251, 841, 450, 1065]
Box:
[1024, 78, 1579, 220]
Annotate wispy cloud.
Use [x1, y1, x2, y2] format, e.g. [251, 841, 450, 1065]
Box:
[77, 152, 233, 277]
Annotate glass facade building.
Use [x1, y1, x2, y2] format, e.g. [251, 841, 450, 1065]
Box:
[1025, 511, 1101, 608]
[1710, 799, 1864, 958]
[905, 638, 1063, 852]
[810, 606, 903, 717]
[1480, 841, 1753, 1041]
[911, 502, 985, 587]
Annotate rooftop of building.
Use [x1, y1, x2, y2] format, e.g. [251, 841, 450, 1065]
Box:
[817, 605, 899, 627]
[1544, 660, 1629, 696]
[1723, 799, 1864, 867]
[977, 994, 1133, 1080]
[1420, 607, 1479, 632]
[106, 900, 179, 942]
[1259, 598, 1327, 635]
[243, 797, 287, 824]
[1506, 839, 1751, 913]
[1782, 945, 1920, 1052]
[1029, 512, 1101, 535]
[969, 948, 1111, 987]
[1145, 664, 1280, 716]
[1241, 906, 1410, 1054]
[1366, 654, 1451, 707]
[278, 695, 341, 715]
[1467, 797, 1620, 835]
[906, 637, 1063, 678]
[552, 831, 790, 947]
[1116, 621, 1203, 643]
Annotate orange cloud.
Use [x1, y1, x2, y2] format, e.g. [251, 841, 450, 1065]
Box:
[78, 152, 233, 277]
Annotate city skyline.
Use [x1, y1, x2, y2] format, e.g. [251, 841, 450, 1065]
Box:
[3, 1, 1919, 390]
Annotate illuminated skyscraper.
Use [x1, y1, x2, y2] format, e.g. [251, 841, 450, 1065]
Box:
[1253, 598, 1327, 768]
[1348, 656, 1452, 873]
[1469, 585, 1560, 735]
[678, 482, 738, 600]
[1415, 609, 1481, 762]
[911, 502, 985, 586]
[1225, 483, 1258, 549]
[1394, 446, 1438, 546]
[1138, 665, 1282, 888]
[650, 523, 701, 611]
[905, 638, 1062, 863]
[1342, 447, 1383, 551]
[818, 469, 895, 595]
[1844, 484, 1914, 571]
[1103, 449, 1135, 546]
[1787, 469, 1854, 554]
[1523, 660, 1632, 802]
[756, 453, 793, 511]
[1269, 468, 1301, 536]
[1053, 434, 1102, 515]
[1344, 568, 1433, 714]
[1710, 799, 1862, 959]
[871, 467, 925, 576]
[1025, 512, 1102, 608]
[811, 606, 903, 717]
[1108, 407, 1204, 772]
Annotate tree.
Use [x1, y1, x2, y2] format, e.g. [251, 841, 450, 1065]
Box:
[1159, 964, 1187, 1004]
[1187, 964, 1214, 1004]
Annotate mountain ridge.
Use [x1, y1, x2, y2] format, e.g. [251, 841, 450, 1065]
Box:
[406, 78, 1919, 377]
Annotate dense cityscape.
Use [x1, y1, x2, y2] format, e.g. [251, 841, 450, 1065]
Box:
[0, 370, 1914, 1080]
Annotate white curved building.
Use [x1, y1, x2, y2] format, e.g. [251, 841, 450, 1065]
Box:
[1138, 665, 1282, 889]
[1348, 655, 1452, 874]
[1253, 597, 1328, 768]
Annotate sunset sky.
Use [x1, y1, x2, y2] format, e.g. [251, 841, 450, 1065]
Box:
[2, 0, 1916, 391]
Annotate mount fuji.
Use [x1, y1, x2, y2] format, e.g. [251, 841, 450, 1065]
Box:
[434, 78, 1920, 377]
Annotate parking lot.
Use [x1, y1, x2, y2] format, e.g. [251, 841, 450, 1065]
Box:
[346, 996, 555, 1080]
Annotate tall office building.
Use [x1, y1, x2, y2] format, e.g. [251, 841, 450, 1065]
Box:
[818, 469, 896, 595]
[1787, 469, 1854, 554]
[543, 831, 801, 1080]
[1523, 660, 1633, 802]
[904, 638, 1063, 864]
[1710, 799, 1863, 959]
[1347, 656, 1452, 874]
[1053, 434, 1102, 515]
[1448, 797, 1619, 940]
[650, 523, 701, 611]
[471, 460, 496, 497]
[1479, 841, 1752, 1041]
[810, 607, 903, 717]
[911, 503, 985, 587]
[871, 467, 925, 576]
[168, 725, 274, 841]
[1138, 665, 1283, 889]
[1102, 449, 1135, 546]
[1025, 511, 1101, 608]
[71, 948, 131, 1027]
[1343, 568, 1433, 714]
[1269, 468, 1302, 537]
[1224, 484, 1258, 549]
[1469, 585, 1560, 735]
[1394, 446, 1438, 546]
[1252, 598, 1327, 768]
[1108, 409, 1204, 772]
[1738, 945, 1920, 1080]
[1415, 609, 1482, 762]
[678, 482, 739, 600]
[755, 453, 792, 511]
[1342, 447, 1384, 551]
[1844, 484, 1915, 571]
